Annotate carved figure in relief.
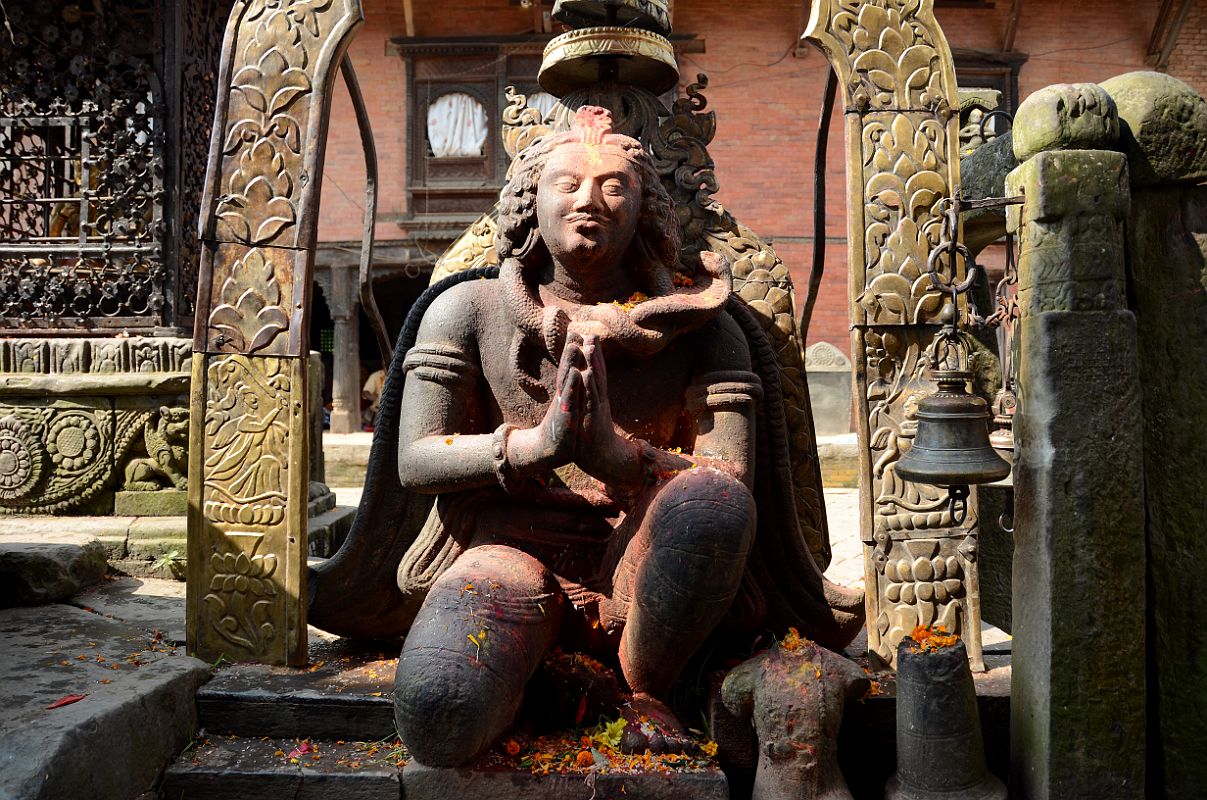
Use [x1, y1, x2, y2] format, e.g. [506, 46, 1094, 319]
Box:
[383, 107, 863, 767]
[124, 406, 189, 491]
[203, 357, 290, 525]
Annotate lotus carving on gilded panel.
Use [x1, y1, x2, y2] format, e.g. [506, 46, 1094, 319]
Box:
[216, 138, 298, 245]
[208, 248, 290, 353]
[859, 115, 950, 324]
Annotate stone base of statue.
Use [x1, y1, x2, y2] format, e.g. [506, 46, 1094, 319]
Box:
[166, 638, 730, 800]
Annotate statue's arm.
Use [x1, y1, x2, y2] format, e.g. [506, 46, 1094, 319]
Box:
[396, 284, 582, 493]
[681, 310, 757, 487]
[395, 285, 497, 493]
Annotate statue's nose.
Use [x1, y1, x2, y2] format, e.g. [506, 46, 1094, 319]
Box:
[571, 182, 601, 211]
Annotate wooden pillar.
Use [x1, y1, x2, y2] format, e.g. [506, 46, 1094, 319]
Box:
[804, 0, 985, 669]
[187, 0, 364, 666]
[329, 265, 362, 434]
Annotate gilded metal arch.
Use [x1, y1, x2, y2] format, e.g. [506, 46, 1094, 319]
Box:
[188, 0, 365, 667]
[805, 0, 986, 670]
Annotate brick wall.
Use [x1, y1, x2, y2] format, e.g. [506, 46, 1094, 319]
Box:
[1166, 2, 1207, 98]
[319, 0, 1195, 351]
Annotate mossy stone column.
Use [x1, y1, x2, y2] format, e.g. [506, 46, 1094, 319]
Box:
[1006, 84, 1146, 800]
[1100, 71, 1207, 800]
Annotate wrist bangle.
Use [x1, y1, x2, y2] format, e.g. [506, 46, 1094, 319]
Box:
[492, 423, 523, 492]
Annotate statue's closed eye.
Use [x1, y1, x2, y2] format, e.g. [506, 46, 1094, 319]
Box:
[554, 177, 579, 193]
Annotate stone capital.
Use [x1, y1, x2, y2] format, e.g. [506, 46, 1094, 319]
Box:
[1012, 82, 1119, 163]
[1006, 150, 1130, 229]
[1100, 71, 1207, 188]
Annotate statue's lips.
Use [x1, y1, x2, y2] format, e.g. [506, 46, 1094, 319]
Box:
[564, 214, 604, 231]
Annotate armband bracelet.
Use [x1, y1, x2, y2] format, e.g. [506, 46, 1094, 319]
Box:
[491, 423, 523, 493]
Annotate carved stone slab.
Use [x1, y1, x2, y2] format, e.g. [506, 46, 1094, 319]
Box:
[188, 0, 364, 666]
[805, 0, 985, 669]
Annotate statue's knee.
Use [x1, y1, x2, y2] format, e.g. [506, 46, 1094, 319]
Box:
[650, 468, 756, 558]
[394, 545, 563, 766]
[394, 643, 507, 765]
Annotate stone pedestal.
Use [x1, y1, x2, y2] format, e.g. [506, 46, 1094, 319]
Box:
[1006, 85, 1146, 799]
[805, 342, 853, 436]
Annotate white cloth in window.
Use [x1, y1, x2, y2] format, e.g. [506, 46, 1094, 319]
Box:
[526, 91, 559, 122]
[427, 92, 488, 158]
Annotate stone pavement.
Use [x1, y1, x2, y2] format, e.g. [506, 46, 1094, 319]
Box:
[0, 577, 207, 800]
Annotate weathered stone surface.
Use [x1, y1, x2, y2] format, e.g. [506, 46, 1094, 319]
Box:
[69, 576, 187, 644]
[0, 533, 107, 606]
[1125, 184, 1207, 800]
[722, 638, 868, 800]
[114, 488, 188, 517]
[1012, 312, 1146, 799]
[960, 133, 1018, 255]
[1012, 83, 1119, 162]
[1100, 71, 1207, 188]
[403, 762, 729, 800]
[1006, 151, 1130, 318]
[805, 342, 853, 436]
[1008, 144, 1146, 799]
[0, 604, 209, 800]
[163, 737, 401, 800]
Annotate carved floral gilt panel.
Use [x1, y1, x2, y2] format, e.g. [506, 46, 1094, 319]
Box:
[807, 0, 983, 668]
[189, 0, 361, 664]
[190, 353, 305, 664]
[197, 0, 362, 358]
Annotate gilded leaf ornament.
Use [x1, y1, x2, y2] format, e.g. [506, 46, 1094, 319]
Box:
[208, 248, 291, 353]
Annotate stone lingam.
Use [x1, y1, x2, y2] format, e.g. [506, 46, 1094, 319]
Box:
[309, 105, 866, 770]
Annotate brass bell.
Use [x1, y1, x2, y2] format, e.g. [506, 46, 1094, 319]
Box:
[896, 369, 1010, 522]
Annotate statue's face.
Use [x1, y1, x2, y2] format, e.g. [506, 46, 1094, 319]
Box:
[536, 144, 642, 275]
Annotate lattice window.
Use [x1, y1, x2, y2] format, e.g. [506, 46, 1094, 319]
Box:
[0, 1, 167, 332]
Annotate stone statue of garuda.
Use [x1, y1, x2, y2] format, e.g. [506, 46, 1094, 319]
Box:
[309, 106, 863, 767]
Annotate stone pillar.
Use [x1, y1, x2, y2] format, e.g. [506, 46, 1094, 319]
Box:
[328, 265, 362, 435]
[1006, 84, 1145, 800]
[1100, 71, 1207, 800]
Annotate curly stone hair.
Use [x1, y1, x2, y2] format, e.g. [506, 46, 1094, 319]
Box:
[495, 106, 681, 295]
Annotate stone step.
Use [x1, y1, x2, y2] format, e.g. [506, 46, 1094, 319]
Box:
[196, 641, 398, 742]
[0, 530, 108, 606]
[162, 736, 402, 800]
[164, 735, 729, 800]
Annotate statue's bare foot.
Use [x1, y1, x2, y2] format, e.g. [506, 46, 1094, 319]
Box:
[619, 693, 699, 755]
